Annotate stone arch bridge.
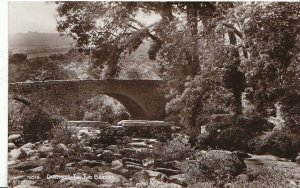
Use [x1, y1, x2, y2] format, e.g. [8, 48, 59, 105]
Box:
[9, 80, 166, 120]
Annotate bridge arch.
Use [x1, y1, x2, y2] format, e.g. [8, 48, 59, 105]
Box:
[9, 80, 167, 120]
[105, 93, 146, 119]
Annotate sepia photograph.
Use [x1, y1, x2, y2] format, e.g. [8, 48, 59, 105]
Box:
[7, 1, 300, 187]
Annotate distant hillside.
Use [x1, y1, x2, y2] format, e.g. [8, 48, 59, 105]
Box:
[8, 32, 162, 79]
[9, 32, 75, 58]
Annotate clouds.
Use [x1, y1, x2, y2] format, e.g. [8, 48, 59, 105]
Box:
[9, 2, 58, 34]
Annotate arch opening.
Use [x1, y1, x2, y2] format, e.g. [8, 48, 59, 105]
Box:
[106, 93, 146, 120]
[80, 94, 146, 124]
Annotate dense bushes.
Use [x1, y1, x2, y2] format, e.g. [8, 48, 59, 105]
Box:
[178, 150, 246, 186]
[153, 135, 192, 161]
[229, 166, 290, 188]
[9, 99, 76, 144]
[249, 128, 298, 158]
[21, 104, 58, 142]
[196, 115, 275, 152]
[194, 113, 300, 159]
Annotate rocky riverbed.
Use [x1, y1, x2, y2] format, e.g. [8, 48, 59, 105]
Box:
[8, 123, 300, 188]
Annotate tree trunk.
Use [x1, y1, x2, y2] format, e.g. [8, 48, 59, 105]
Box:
[228, 31, 245, 116]
[187, 4, 200, 76]
[233, 91, 243, 116]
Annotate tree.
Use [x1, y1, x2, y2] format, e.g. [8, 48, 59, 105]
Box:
[239, 2, 300, 118]
[55, 2, 222, 78]
[9, 56, 70, 82]
[56, 2, 242, 122]
[56, 2, 299, 127]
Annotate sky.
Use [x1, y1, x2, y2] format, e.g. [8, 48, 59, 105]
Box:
[9, 1, 59, 34]
[8, 1, 161, 34]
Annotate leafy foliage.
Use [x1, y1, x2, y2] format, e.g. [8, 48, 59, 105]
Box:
[153, 135, 192, 161]
[9, 55, 70, 82]
[55, 3, 300, 159]
[19, 102, 67, 142]
[241, 2, 300, 117]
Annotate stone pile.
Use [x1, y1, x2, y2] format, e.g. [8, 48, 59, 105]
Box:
[8, 120, 188, 187]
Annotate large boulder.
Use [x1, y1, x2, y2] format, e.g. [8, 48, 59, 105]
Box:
[20, 147, 37, 157]
[20, 143, 35, 149]
[37, 145, 53, 158]
[118, 120, 173, 140]
[8, 143, 17, 151]
[9, 149, 25, 161]
[8, 134, 21, 143]
[111, 159, 123, 169]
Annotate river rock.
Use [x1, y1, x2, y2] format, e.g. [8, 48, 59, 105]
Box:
[125, 164, 144, 171]
[37, 145, 53, 157]
[8, 134, 21, 143]
[169, 174, 188, 186]
[20, 147, 37, 157]
[28, 156, 39, 161]
[122, 157, 142, 165]
[95, 148, 104, 154]
[142, 158, 154, 167]
[132, 170, 150, 184]
[79, 160, 102, 167]
[82, 146, 94, 153]
[20, 143, 35, 149]
[9, 149, 24, 160]
[106, 145, 120, 153]
[146, 170, 167, 179]
[54, 143, 70, 156]
[8, 143, 17, 151]
[8, 160, 17, 166]
[111, 159, 123, 169]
